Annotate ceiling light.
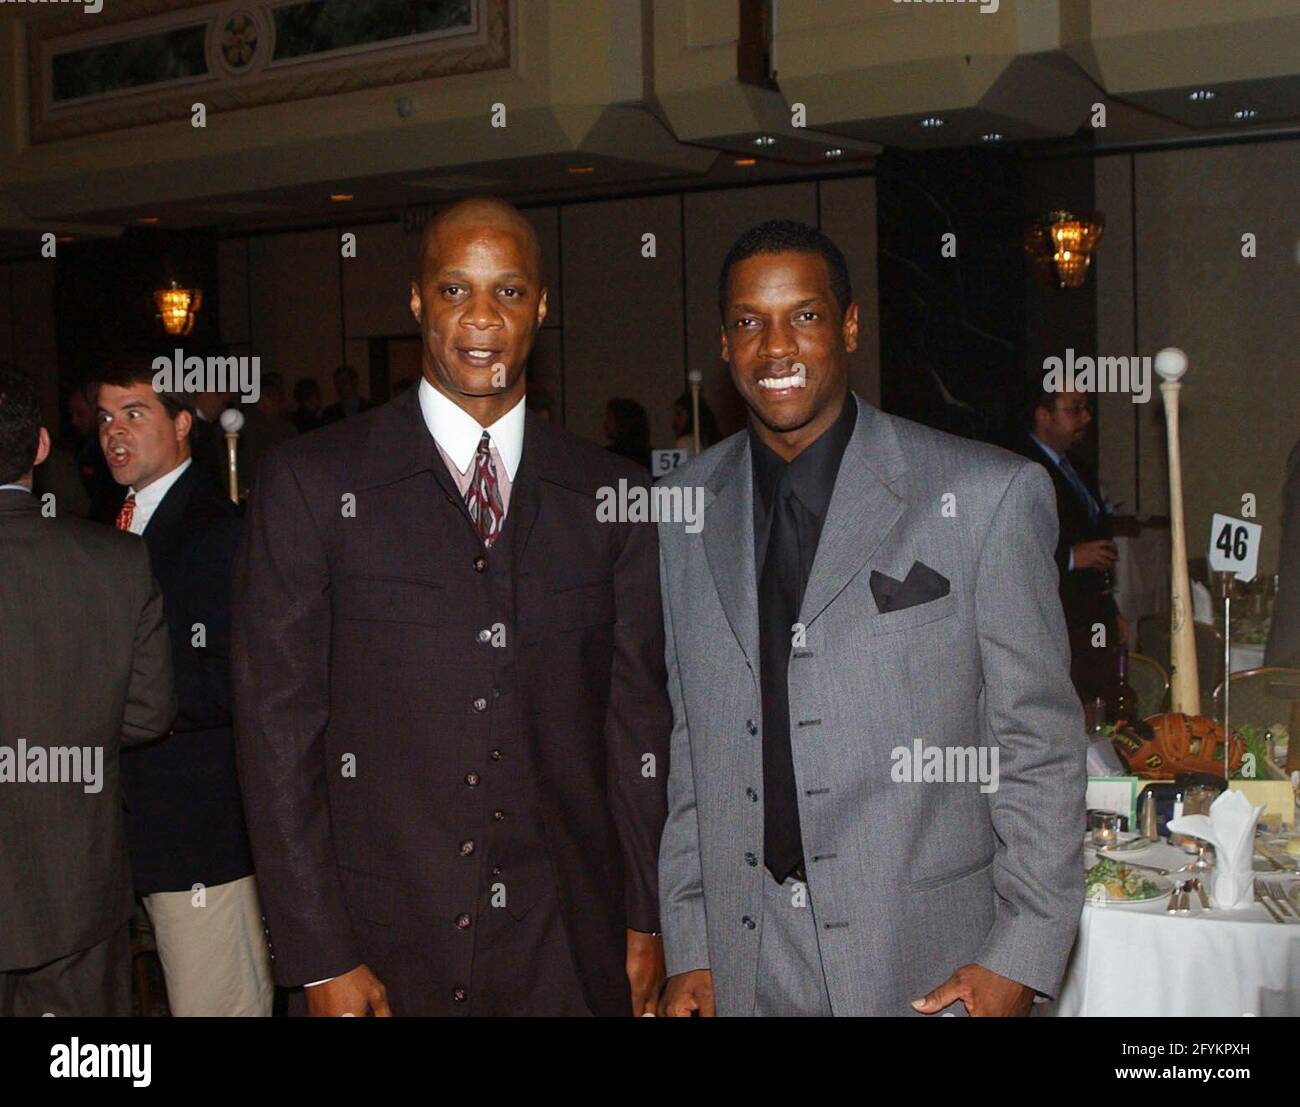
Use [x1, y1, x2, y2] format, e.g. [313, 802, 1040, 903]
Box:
[919, 116, 945, 129]
[137, 216, 159, 224]
[980, 132, 1005, 143]
[753, 135, 776, 146]
[329, 193, 354, 202]
[824, 147, 844, 159]
[1232, 108, 1259, 121]
[566, 165, 595, 175]
[1025, 210, 1105, 289]
[1187, 89, 1216, 102]
[734, 157, 757, 167]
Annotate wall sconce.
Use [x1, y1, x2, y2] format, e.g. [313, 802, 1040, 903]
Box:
[154, 280, 203, 336]
[1025, 210, 1104, 288]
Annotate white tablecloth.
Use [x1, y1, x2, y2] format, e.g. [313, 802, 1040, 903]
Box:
[1040, 841, 1300, 1016]
[1231, 643, 1267, 674]
[1113, 529, 1170, 621]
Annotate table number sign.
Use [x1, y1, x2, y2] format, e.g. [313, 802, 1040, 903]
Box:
[651, 448, 688, 477]
[1208, 513, 1262, 582]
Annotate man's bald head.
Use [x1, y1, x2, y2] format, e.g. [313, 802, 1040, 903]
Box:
[415, 197, 542, 283]
[408, 196, 548, 426]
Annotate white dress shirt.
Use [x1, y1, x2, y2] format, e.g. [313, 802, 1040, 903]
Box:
[126, 458, 192, 536]
[418, 378, 524, 511]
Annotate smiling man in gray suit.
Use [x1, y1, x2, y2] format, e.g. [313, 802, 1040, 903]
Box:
[657, 220, 1085, 1017]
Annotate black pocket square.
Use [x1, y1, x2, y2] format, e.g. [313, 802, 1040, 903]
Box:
[869, 561, 951, 614]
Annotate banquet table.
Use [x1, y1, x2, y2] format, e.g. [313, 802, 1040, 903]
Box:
[1039, 840, 1300, 1017]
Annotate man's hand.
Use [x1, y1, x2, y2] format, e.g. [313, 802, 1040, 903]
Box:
[1073, 539, 1118, 571]
[912, 963, 1033, 1017]
[305, 964, 391, 1017]
[626, 930, 666, 1016]
[659, 969, 715, 1017]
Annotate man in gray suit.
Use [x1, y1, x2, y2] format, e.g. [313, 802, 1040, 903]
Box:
[656, 221, 1085, 1017]
[0, 365, 175, 1015]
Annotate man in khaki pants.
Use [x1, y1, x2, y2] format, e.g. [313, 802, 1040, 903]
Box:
[94, 361, 272, 1015]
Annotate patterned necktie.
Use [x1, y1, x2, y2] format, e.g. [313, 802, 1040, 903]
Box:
[465, 431, 504, 547]
[115, 493, 136, 532]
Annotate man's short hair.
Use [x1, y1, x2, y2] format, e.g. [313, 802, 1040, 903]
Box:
[261, 372, 284, 401]
[87, 358, 194, 434]
[718, 219, 853, 319]
[1023, 379, 1061, 431]
[293, 377, 320, 405]
[0, 363, 41, 485]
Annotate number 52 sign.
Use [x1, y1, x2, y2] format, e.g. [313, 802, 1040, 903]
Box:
[1208, 513, 1262, 582]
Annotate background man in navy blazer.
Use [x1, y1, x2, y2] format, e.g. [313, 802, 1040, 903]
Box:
[95, 362, 272, 1016]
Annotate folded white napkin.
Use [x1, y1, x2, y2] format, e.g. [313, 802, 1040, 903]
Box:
[1167, 789, 1264, 910]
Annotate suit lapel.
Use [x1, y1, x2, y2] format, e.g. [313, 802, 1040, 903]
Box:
[702, 434, 759, 671]
[800, 399, 907, 627]
[142, 463, 197, 566]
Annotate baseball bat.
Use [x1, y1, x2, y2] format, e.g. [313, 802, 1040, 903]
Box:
[219, 407, 245, 505]
[1155, 347, 1200, 715]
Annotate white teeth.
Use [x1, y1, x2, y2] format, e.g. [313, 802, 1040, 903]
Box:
[759, 373, 806, 390]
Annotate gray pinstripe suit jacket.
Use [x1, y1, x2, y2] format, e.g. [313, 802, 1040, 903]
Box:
[656, 397, 1086, 1016]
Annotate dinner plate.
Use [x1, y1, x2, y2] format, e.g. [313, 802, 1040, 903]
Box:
[1097, 834, 1155, 856]
[1084, 869, 1174, 906]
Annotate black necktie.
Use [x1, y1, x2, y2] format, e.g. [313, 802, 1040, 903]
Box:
[758, 470, 804, 883]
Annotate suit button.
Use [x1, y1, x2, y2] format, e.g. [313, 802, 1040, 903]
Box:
[489, 749, 502, 761]
[493, 809, 506, 822]
[452, 986, 467, 1003]
[742, 916, 756, 930]
[477, 628, 492, 643]
[746, 787, 758, 802]
[473, 555, 487, 573]
[460, 839, 475, 856]
[746, 719, 757, 735]
[744, 852, 757, 866]
[464, 772, 480, 787]
[455, 913, 472, 929]
[473, 697, 488, 712]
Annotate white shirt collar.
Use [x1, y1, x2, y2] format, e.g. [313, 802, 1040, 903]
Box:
[129, 457, 192, 527]
[417, 378, 524, 481]
[0, 483, 30, 493]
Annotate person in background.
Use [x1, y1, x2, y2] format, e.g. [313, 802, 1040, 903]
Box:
[238, 371, 296, 496]
[1265, 436, 1300, 670]
[94, 361, 272, 1016]
[291, 378, 324, 434]
[31, 388, 90, 518]
[68, 383, 113, 509]
[604, 397, 651, 471]
[672, 391, 721, 456]
[1, 364, 175, 1016]
[321, 365, 374, 424]
[1017, 384, 1121, 706]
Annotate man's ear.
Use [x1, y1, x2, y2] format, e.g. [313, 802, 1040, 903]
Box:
[719, 325, 730, 363]
[35, 426, 51, 468]
[175, 409, 193, 445]
[536, 286, 548, 328]
[409, 282, 423, 324]
[842, 301, 859, 355]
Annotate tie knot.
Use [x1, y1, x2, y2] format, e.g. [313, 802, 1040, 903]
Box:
[477, 431, 491, 456]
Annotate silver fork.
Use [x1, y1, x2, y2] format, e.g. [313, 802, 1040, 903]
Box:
[1254, 880, 1287, 923]
[1263, 880, 1298, 921]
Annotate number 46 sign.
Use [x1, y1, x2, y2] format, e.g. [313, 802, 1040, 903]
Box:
[1208, 513, 1262, 582]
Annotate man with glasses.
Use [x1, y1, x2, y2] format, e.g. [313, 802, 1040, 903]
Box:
[1021, 385, 1120, 705]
